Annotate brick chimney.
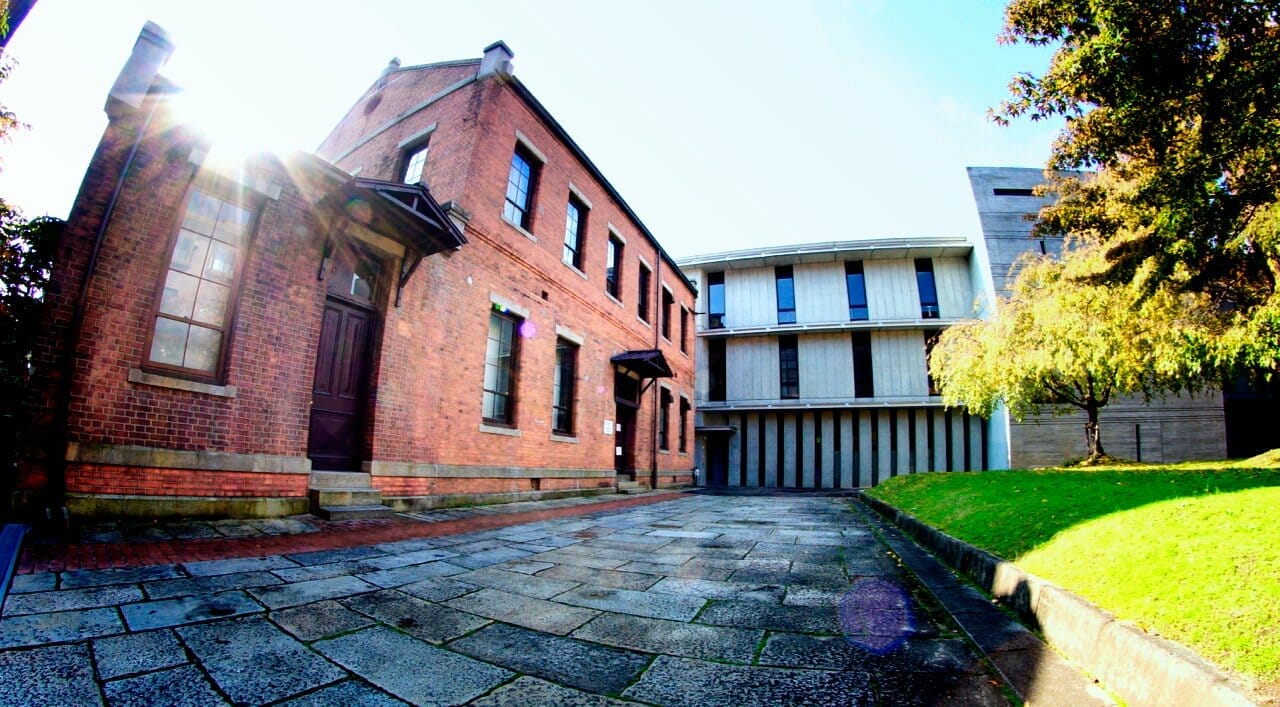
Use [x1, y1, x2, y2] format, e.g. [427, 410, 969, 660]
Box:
[106, 21, 175, 117]
[478, 41, 514, 79]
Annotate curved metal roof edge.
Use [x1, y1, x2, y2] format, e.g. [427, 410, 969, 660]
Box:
[674, 235, 974, 268]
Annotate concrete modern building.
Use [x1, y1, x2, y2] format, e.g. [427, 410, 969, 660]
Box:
[677, 238, 992, 489]
[17, 26, 695, 520]
[968, 167, 1231, 467]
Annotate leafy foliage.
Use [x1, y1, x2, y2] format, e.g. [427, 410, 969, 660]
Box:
[0, 207, 59, 400]
[995, 1, 1280, 372]
[0, 39, 66, 488]
[930, 238, 1218, 459]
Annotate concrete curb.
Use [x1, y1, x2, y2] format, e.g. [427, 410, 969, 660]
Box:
[858, 492, 1259, 707]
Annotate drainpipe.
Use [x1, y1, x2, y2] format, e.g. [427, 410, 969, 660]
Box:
[48, 24, 173, 519]
[651, 256, 660, 491]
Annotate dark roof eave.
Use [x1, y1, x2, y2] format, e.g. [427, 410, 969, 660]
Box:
[506, 77, 697, 295]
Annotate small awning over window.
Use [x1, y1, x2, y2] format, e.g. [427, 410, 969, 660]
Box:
[695, 425, 737, 436]
[611, 349, 674, 379]
[336, 178, 466, 257]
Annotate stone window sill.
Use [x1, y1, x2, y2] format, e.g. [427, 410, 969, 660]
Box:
[550, 433, 579, 444]
[501, 216, 538, 243]
[479, 423, 521, 437]
[129, 368, 237, 398]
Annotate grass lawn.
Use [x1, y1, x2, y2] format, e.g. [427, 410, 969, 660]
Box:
[864, 460, 1280, 695]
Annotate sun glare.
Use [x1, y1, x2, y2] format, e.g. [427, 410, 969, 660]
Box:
[164, 60, 305, 168]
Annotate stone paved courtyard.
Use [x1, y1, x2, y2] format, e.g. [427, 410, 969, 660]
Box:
[0, 494, 1012, 705]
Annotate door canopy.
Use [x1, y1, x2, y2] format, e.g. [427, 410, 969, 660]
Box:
[611, 349, 674, 379]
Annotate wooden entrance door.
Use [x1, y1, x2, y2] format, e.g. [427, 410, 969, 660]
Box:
[308, 297, 375, 471]
[309, 241, 382, 470]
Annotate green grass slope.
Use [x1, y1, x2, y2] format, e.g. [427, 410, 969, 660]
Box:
[866, 464, 1280, 693]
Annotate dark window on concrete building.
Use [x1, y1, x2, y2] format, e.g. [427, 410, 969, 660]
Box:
[147, 189, 254, 380]
[776, 265, 796, 324]
[708, 338, 727, 401]
[924, 328, 941, 396]
[679, 397, 690, 452]
[403, 143, 429, 185]
[707, 271, 725, 329]
[563, 195, 586, 269]
[483, 309, 521, 424]
[606, 234, 623, 298]
[638, 262, 652, 323]
[845, 260, 868, 321]
[852, 331, 874, 398]
[552, 337, 577, 434]
[503, 144, 539, 229]
[779, 335, 799, 399]
[659, 387, 672, 450]
[680, 306, 689, 353]
[915, 258, 940, 319]
[661, 287, 674, 340]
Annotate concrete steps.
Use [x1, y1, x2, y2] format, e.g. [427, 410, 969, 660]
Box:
[308, 471, 393, 520]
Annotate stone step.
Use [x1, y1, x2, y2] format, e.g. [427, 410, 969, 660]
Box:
[315, 504, 395, 521]
[616, 480, 649, 495]
[309, 488, 384, 507]
[309, 471, 373, 489]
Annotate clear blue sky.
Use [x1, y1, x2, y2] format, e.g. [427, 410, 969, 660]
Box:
[0, 0, 1060, 258]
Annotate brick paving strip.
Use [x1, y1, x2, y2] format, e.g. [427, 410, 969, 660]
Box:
[17, 491, 688, 574]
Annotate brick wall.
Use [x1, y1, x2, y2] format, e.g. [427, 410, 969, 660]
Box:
[324, 68, 698, 479]
[24, 57, 696, 514]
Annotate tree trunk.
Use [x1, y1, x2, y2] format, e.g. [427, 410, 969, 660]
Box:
[1083, 404, 1105, 462]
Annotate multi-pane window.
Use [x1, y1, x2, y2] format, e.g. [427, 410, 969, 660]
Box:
[403, 144, 429, 185]
[924, 329, 941, 396]
[678, 397, 690, 453]
[503, 145, 538, 229]
[552, 338, 577, 434]
[638, 262, 652, 323]
[658, 388, 672, 450]
[708, 338, 727, 402]
[563, 195, 586, 269]
[706, 272, 725, 329]
[845, 261, 868, 321]
[775, 265, 796, 324]
[679, 307, 689, 353]
[915, 258, 940, 319]
[483, 310, 521, 424]
[661, 287, 674, 340]
[779, 335, 799, 399]
[606, 235, 623, 299]
[148, 189, 252, 378]
[852, 331, 874, 398]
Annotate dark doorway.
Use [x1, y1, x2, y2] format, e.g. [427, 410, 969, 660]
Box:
[614, 371, 640, 478]
[706, 436, 730, 486]
[615, 403, 637, 477]
[308, 242, 380, 471]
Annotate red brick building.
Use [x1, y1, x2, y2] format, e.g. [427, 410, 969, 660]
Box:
[18, 25, 696, 520]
